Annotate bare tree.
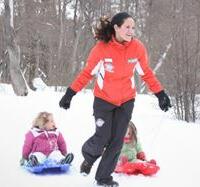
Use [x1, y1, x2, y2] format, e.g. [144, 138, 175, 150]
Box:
[3, 0, 28, 95]
[166, 0, 200, 122]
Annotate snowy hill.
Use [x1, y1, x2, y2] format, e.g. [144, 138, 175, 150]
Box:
[0, 84, 200, 187]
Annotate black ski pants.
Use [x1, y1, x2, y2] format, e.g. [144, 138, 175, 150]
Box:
[82, 97, 134, 183]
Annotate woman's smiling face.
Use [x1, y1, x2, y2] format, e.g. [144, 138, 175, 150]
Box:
[114, 17, 135, 43]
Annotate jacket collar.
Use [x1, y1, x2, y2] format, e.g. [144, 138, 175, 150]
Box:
[109, 35, 131, 49]
[31, 127, 59, 137]
[32, 126, 57, 132]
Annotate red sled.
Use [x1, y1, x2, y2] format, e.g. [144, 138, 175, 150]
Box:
[114, 160, 160, 176]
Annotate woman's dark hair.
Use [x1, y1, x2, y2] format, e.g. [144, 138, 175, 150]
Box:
[94, 12, 133, 43]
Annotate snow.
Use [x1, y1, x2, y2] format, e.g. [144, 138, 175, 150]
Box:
[9, 0, 14, 28]
[0, 83, 200, 187]
[0, 1, 3, 15]
[32, 77, 48, 91]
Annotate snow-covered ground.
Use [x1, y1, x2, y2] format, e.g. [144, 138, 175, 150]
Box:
[0, 83, 200, 187]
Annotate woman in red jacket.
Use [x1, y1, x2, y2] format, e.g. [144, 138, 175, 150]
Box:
[59, 12, 171, 187]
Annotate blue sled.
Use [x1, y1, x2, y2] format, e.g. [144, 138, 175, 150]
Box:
[23, 159, 70, 174]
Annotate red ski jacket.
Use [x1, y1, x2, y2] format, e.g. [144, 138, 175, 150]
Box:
[70, 37, 163, 106]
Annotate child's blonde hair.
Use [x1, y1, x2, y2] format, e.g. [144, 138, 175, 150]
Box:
[128, 121, 138, 143]
[32, 111, 53, 129]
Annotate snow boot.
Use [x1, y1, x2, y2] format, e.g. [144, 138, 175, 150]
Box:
[29, 155, 39, 167]
[96, 179, 119, 187]
[80, 160, 92, 175]
[60, 153, 74, 164]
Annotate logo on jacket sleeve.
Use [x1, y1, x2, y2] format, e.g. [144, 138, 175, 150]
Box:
[104, 58, 114, 73]
[128, 58, 138, 64]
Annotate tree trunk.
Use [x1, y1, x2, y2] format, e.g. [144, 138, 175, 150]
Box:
[4, 0, 28, 96]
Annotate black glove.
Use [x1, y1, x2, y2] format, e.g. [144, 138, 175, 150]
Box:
[155, 90, 172, 112]
[59, 87, 76, 110]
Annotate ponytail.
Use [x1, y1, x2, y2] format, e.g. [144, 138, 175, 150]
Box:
[94, 12, 133, 43]
[94, 16, 114, 43]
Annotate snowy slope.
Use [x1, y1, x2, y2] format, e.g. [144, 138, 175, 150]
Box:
[0, 84, 199, 187]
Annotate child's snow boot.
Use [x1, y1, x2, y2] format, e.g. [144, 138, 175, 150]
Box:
[29, 155, 39, 167]
[61, 153, 74, 164]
